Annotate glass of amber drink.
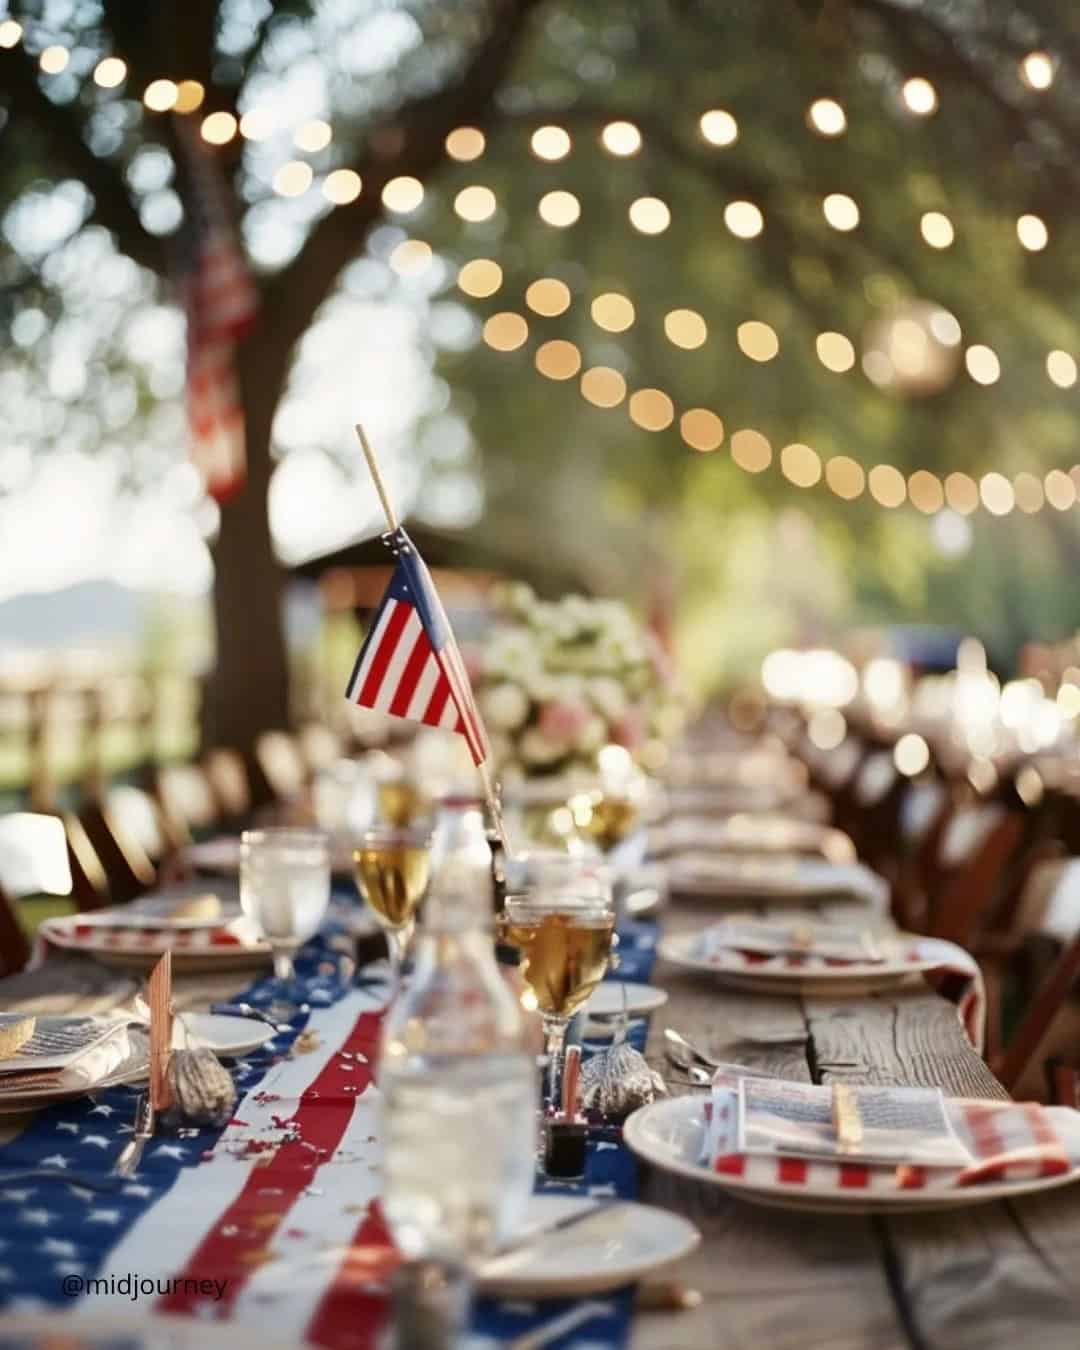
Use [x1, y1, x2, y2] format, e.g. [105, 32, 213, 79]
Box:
[354, 825, 431, 1000]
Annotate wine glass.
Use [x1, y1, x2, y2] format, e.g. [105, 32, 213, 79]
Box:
[239, 829, 331, 1019]
[376, 776, 427, 829]
[353, 825, 431, 999]
[501, 891, 615, 1117]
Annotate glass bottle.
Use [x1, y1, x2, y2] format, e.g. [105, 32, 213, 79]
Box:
[378, 830, 538, 1345]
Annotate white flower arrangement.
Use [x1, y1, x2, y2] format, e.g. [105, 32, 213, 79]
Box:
[468, 583, 683, 779]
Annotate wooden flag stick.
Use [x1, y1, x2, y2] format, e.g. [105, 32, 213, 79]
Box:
[353, 423, 513, 856]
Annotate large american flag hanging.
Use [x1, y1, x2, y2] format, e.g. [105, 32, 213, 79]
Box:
[345, 528, 490, 765]
[174, 121, 257, 502]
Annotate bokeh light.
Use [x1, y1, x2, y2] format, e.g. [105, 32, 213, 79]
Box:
[1047, 350, 1078, 388]
[458, 258, 503, 298]
[144, 80, 179, 112]
[531, 126, 571, 160]
[454, 186, 497, 222]
[664, 309, 708, 349]
[629, 197, 670, 234]
[680, 409, 724, 452]
[826, 456, 865, 499]
[93, 57, 127, 88]
[700, 109, 738, 146]
[980, 472, 1015, 515]
[781, 443, 822, 487]
[602, 121, 642, 156]
[274, 161, 313, 197]
[823, 193, 859, 231]
[868, 464, 906, 507]
[965, 344, 1001, 385]
[322, 169, 362, 205]
[1017, 213, 1048, 251]
[920, 212, 954, 248]
[808, 99, 846, 136]
[483, 312, 529, 352]
[446, 127, 486, 161]
[39, 46, 69, 74]
[201, 111, 238, 145]
[295, 119, 332, 153]
[382, 176, 424, 212]
[580, 367, 627, 408]
[526, 278, 571, 316]
[725, 201, 764, 238]
[945, 472, 979, 515]
[535, 340, 581, 380]
[902, 77, 938, 115]
[730, 429, 772, 473]
[591, 292, 635, 332]
[816, 332, 856, 372]
[628, 389, 675, 431]
[737, 320, 779, 362]
[538, 191, 580, 227]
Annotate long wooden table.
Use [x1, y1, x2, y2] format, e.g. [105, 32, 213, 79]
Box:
[5, 900, 1080, 1349]
[634, 903, 1080, 1350]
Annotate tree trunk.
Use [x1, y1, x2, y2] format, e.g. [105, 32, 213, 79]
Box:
[201, 329, 292, 755]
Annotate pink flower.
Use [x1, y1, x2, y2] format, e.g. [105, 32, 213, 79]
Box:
[538, 698, 590, 747]
[610, 706, 647, 751]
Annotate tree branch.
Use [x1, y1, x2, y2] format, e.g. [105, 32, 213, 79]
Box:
[0, 47, 166, 274]
[267, 0, 545, 356]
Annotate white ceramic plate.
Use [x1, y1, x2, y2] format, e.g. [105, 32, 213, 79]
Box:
[178, 1012, 275, 1057]
[624, 1096, 1080, 1213]
[584, 981, 669, 1019]
[477, 1194, 700, 1296]
[657, 931, 935, 997]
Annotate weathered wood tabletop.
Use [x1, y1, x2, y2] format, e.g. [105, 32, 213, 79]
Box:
[633, 902, 1080, 1350]
[5, 895, 1080, 1349]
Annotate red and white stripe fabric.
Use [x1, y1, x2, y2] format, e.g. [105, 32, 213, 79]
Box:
[79, 988, 395, 1346]
[175, 122, 257, 504]
[36, 914, 267, 957]
[694, 929, 985, 1052]
[704, 1069, 1080, 1195]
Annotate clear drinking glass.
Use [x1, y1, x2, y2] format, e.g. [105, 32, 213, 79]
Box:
[239, 828, 331, 1018]
[353, 825, 431, 1000]
[501, 891, 615, 1115]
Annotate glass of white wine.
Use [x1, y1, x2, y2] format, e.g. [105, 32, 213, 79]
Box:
[353, 825, 431, 1000]
[501, 892, 615, 1115]
[240, 828, 332, 1018]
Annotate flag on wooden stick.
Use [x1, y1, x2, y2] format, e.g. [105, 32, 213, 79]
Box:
[345, 526, 490, 767]
[174, 120, 257, 502]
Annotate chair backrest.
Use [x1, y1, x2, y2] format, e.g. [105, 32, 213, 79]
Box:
[156, 763, 219, 842]
[927, 806, 1028, 946]
[78, 786, 165, 905]
[203, 748, 252, 821]
[0, 813, 73, 975]
[255, 730, 308, 803]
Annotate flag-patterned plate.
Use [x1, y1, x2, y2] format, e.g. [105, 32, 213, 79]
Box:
[38, 912, 272, 974]
[624, 1096, 1080, 1214]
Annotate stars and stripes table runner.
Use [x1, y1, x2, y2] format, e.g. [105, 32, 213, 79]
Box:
[0, 923, 658, 1348]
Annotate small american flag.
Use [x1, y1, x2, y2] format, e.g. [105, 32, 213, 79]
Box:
[175, 121, 257, 502]
[345, 528, 489, 765]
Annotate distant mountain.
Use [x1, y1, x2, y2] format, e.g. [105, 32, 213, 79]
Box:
[0, 582, 145, 650]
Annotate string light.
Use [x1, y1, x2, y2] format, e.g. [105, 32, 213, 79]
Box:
[240, 108, 276, 140]
[628, 389, 675, 431]
[629, 197, 670, 234]
[538, 190, 580, 226]
[389, 239, 432, 276]
[826, 456, 865, 499]
[39, 45, 70, 74]
[807, 99, 846, 136]
[980, 471, 1015, 515]
[201, 111, 238, 145]
[945, 472, 979, 515]
[700, 109, 738, 146]
[483, 312, 529, 352]
[457, 258, 502, 298]
[535, 340, 581, 380]
[868, 464, 906, 507]
[823, 193, 859, 231]
[902, 77, 938, 115]
[1047, 350, 1078, 388]
[591, 292, 635, 332]
[580, 367, 627, 408]
[920, 211, 954, 248]
[781, 442, 822, 487]
[965, 344, 1000, 385]
[1017, 213, 1048, 251]
[730, 429, 772, 473]
[1045, 470, 1077, 510]
[93, 57, 126, 87]
[525, 278, 571, 316]
[445, 127, 486, 162]
[322, 169, 362, 205]
[664, 309, 708, 349]
[1013, 472, 1044, 514]
[908, 469, 944, 514]
[143, 79, 179, 112]
[382, 176, 424, 212]
[295, 119, 332, 152]
[680, 409, 724, 452]
[601, 121, 642, 156]
[531, 126, 571, 161]
[274, 161, 313, 197]
[737, 320, 779, 362]
[174, 80, 205, 113]
[816, 332, 855, 372]
[454, 185, 497, 222]
[1021, 51, 1054, 90]
[725, 201, 764, 238]
[0, 19, 22, 47]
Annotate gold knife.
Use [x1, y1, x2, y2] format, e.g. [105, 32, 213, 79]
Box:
[114, 953, 173, 1178]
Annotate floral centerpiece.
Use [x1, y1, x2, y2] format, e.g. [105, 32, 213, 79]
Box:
[469, 583, 683, 780]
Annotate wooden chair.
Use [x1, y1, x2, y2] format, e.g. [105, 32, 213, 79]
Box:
[79, 784, 169, 905]
[155, 762, 220, 846]
[255, 730, 309, 804]
[203, 747, 252, 824]
[0, 813, 75, 975]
